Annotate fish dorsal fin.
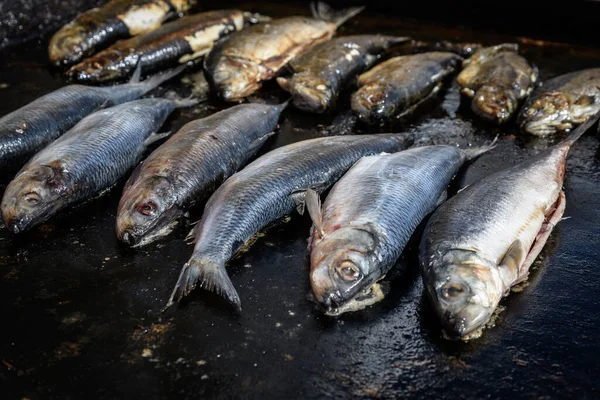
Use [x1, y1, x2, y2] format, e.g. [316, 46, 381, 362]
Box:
[305, 188, 325, 239]
[498, 239, 526, 290]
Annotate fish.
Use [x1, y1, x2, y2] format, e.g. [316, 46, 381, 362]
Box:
[276, 35, 410, 113]
[412, 40, 482, 58]
[419, 112, 600, 340]
[49, 0, 196, 66]
[518, 68, 600, 136]
[166, 133, 414, 311]
[0, 66, 185, 171]
[66, 10, 246, 83]
[307, 143, 494, 316]
[204, 2, 364, 101]
[351, 52, 463, 124]
[456, 43, 537, 124]
[1, 97, 197, 234]
[116, 101, 287, 247]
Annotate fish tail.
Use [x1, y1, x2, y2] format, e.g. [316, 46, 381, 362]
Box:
[462, 135, 498, 160]
[138, 64, 188, 92]
[563, 110, 600, 146]
[310, 2, 364, 27]
[165, 257, 242, 311]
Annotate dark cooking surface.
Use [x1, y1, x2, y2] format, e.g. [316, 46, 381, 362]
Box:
[1, 3, 600, 399]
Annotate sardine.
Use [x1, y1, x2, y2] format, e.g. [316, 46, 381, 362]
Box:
[518, 68, 600, 136]
[351, 52, 462, 124]
[276, 35, 410, 113]
[1, 97, 197, 234]
[456, 44, 537, 124]
[0, 66, 184, 171]
[49, 0, 196, 66]
[66, 10, 246, 83]
[167, 133, 413, 311]
[116, 102, 287, 247]
[307, 144, 493, 316]
[419, 112, 600, 340]
[204, 2, 363, 101]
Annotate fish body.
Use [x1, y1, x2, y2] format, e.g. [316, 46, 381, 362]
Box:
[518, 68, 600, 136]
[351, 52, 462, 124]
[309, 145, 492, 316]
[277, 35, 410, 113]
[419, 113, 599, 340]
[167, 133, 413, 310]
[457, 44, 537, 124]
[0, 67, 184, 171]
[49, 0, 196, 66]
[1, 97, 196, 234]
[67, 10, 245, 83]
[116, 102, 286, 247]
[204, 2, 363, 101]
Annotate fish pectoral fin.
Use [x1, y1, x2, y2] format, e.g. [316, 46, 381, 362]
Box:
[144, 131, 171, 146]
[248, 131, 276, 152]
[436, 190, 448, 207]
[95, 99, 113, 112]
[290, 190, 307, 215]
[305, 188, 325, 238]
[130, 61, 143, 83]
[498, 239, 526, 290]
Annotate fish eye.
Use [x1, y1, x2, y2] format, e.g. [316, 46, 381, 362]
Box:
[135, 201, 157, 216]
[440, 283, 466, 300]
[336, 260, 361, 282]
[23, 192, 40, 205]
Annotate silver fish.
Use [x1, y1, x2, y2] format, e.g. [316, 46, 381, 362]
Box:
[1, 97, 197, 234]
[420, 112, 600, 340]
[116, 102, 287, 247]
[307, 144, 493, 316]
[167, 133, 414, 311]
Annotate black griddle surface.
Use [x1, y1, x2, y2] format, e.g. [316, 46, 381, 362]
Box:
[1, 3, 600, 399]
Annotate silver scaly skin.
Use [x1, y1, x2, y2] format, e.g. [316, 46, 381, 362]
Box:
[420, 112, 600, 340]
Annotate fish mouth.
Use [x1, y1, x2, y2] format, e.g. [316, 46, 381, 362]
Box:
[118, 218, 179, 248]
[322, 283, 386, 316]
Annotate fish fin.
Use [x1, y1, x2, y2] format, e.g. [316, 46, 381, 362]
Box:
[248, 131, 277, 153]
[185, 227, 197, 243]
[291, 191, 306, 215]
[144, 131, 171, 146]
[436, 190, 448, 207]
[305, 188, 325, 239]
[462, 135, 499, 160]
[310, 2, 364, 27]
[277, 77, 291, 92]
[243, 11, 272, 24]
[139, 64, 187, 91]
[562, 109, 600, 146]
[95, 99, 113, 112]
[498, 239, 526, 291]
[172, 95, 200, 108]
[130, 62, 142, 83]
[166, 258, 242, 311]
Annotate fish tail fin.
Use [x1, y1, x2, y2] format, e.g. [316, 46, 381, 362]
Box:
[138, 64, 188, 92]
[563, 110, 600, 147]
[463, 135, 499, 160]
[166, 257, 242, 311]
[310, 2, 364, 27]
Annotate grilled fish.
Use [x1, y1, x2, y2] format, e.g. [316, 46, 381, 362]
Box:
[49, 0, 196, 66]
[167, 133, 413, 311]
[457, 43, 537, 124]
[276, 35, 410, 113]
[419, 112, 600, 340]
[518, 68, 600, 136]
[204, 2, 363, 101]
[67, 10, 246, 83]
[116, 102, 287, 247]
[0, 66, 184, 171]
[308, 144, 493, 316]
[1, 97, 197, 234]
[351, 52, 462, 124]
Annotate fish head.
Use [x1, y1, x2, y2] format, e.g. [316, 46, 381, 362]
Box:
[472, 86, 518, 124]
[519, 91, 573, 136]
[1, 165, 67, 233]
[116, 175, 178, 247]
[425, 250, 504, 340]
[48, 23, 89, 66]
[211, 58, 262, 101]
[65, 52, 130, 83]
[310, 225, 384, 315]
[351, 83, 398, 124]
[290, 74, 333, 113]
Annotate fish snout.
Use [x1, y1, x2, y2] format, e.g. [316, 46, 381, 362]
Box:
[121, 230, 139, 247]
[472, 86, 516, 124]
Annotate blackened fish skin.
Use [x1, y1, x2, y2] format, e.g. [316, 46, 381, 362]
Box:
[278, 35, 410, 113]
[309, 145, 491, 316]
[49, 0, 196, 66]
[351, 52, 462, 124]
[518, 68, 600, 136]
[456, 44, 537, 124]
[116, 102, 286, 247]
[0, 67, 184, 171]
[167, 133, 413, 311]
[1, 97, 196, 234]
[67, 10, 245, 83]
